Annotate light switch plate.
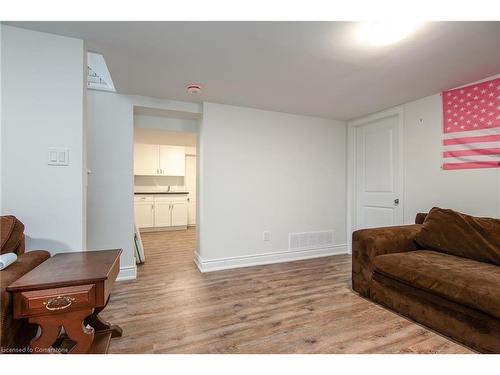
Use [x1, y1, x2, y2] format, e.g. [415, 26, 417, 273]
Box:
[48, 147, 69, 166]
[263, 231, 270, 241]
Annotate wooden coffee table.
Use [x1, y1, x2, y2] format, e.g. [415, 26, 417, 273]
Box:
[7, 249, 123, 354]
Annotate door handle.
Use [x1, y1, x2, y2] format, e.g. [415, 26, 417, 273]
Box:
[394, 199, 400, 206]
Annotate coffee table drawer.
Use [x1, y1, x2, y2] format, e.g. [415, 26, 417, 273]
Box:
[14, 284, 96, 318]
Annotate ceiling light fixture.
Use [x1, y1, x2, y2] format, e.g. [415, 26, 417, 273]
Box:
[357, 21, 423, 46]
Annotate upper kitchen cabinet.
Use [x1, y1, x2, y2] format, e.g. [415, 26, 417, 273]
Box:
[134, 144, 159, 175]
[159, 146, 186, 176]
[134, 143, 186, 176]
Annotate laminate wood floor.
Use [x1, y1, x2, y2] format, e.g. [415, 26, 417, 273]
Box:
[102, 228, 471, 353]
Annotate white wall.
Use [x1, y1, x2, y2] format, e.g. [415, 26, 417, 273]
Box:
[134, 114, 198, 134]
[1, 25, 86, 253]
[402, 92, 500, 221]
[87, 90, 136, 279]
[134, 127, 197, 147]
[197, 102, 347, 271]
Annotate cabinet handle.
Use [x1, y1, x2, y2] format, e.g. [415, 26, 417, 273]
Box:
[151, 204, 154, 210]
[43, 296, 75, 311]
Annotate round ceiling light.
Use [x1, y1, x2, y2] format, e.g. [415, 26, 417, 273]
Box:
[356, 21, 423, 46]
[187, 84, 202, 95]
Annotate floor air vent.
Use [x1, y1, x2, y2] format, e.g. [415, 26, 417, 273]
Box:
[289, 230, 334, 251]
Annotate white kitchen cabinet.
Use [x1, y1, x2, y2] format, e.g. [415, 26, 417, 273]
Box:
[134, 144, 159, 175]
[135, 194, 188, 229]
[134, 196, 155, 228]
[134, 143, 186, 176]
[154, 201, 172, 227]
[159, 146, 186, 176]
[171, 201, 188, 226]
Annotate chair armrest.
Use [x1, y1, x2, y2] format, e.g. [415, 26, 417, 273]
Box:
[352, 224, 422, 297]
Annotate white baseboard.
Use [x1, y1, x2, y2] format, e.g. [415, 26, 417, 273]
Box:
[140, 225, 187, 232]
[193, 244, 348, 273]
[117, 265, 137, 281]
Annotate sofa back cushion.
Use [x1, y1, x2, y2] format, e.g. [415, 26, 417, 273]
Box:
[415, 207, 500, 266]
[0, 216, 25, 255]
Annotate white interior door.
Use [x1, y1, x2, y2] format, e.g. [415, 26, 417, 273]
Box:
[134, 144, 159, 175]
[355, 114, 402, 229]
[185, 155, 197, 225]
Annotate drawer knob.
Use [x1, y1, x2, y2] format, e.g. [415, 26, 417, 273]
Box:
[43, 296, 75, 311]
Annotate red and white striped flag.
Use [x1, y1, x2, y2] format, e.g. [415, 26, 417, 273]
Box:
[442, 78, 500, 170]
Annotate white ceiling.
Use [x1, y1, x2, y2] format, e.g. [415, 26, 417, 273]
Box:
[7, 21, 500, 120]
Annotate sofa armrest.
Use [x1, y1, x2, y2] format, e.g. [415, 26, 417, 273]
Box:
[1, 250, 50, 348]
[352, 224, 422, 297]
[415, 213, 427, 224]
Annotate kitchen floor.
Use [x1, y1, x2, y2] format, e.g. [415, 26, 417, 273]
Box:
[101, 228, 471, 353]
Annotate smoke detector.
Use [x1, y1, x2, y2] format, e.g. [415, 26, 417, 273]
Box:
[187, 84, 202, 95]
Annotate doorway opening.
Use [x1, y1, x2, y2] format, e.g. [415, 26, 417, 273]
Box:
[132, 106, 199, 272]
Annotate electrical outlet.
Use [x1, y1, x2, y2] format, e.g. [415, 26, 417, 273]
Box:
[263, 231, 270, 241]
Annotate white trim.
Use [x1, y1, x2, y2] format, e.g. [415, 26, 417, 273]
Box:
[347, 106, 405, 253]
[193, 245, 348, 273]
[139, 225, 187, 232]
[193, 251, 203, 271]
[117, 265, 137, 281]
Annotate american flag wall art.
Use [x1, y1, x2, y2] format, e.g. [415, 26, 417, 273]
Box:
[442, 77, 500, 170]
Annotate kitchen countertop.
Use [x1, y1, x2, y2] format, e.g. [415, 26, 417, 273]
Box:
[134, 192, 189, 195]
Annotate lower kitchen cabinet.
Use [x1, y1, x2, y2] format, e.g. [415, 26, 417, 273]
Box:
[134, 195, 188, 230]
[171, 201, 188, 226]
[154, 200, 172, 227]
[134, 196, 154, 228]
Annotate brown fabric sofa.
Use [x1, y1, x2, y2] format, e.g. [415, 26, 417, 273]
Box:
[352, 207, 500, 353]
[1, 216, 50, 350]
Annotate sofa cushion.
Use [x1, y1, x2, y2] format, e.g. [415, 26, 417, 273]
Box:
[415, 207, 500, 266]
[0, 216, 25, 255]
[1, 250, 50, 348]
[373, 250, 500, 319]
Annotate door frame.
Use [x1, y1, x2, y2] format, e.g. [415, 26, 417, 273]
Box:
[185, 153, 197, 226]
[346, 106, 405, 253]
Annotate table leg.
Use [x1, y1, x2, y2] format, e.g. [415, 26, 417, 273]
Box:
[28, 318, 60, 354]
[29, 309, 94, 354]
[84, 297, 123, 338]
[63, 309, 95, 353]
